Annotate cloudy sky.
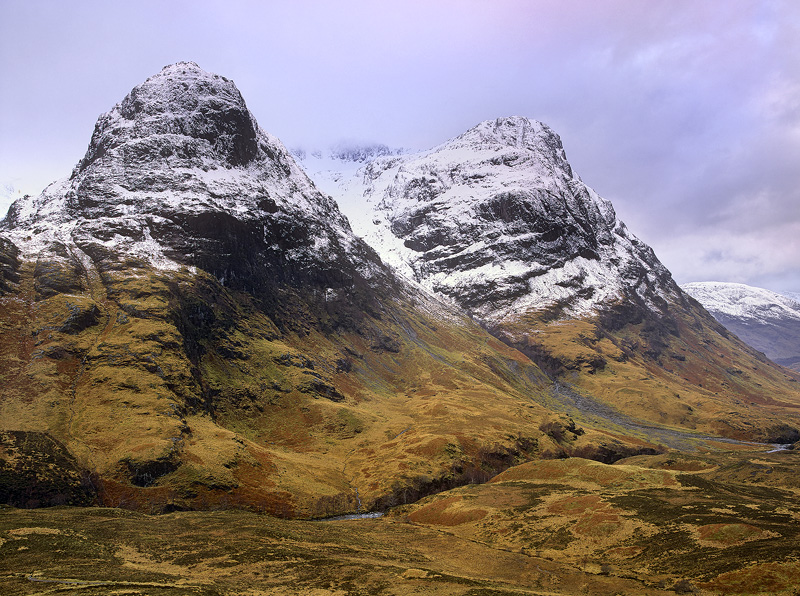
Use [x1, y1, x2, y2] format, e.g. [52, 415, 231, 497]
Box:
[1, 0, 798, 293]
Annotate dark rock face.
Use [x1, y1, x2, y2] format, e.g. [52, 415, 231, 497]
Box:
[33, 251, 85, 299]
[123, 455, 181, 488]
[0, 237, 20, 295]
[58, 300, 101, 334]
[392, 185, 610, 273]
[0, 431, 96, 508]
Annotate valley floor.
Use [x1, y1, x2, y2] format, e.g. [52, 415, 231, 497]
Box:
[2, 449, 800, 596]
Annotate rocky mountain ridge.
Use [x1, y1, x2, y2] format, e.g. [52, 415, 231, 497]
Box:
[2, 63, 800, 518]
[312, 116, 680, 325]
[308, 115, 800, 443]
[2, 62, 388, 300]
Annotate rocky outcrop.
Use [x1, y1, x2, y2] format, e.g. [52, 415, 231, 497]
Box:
[0, 237, 20, 295]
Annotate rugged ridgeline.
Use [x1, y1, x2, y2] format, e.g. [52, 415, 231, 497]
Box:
[317, 116, 800, 444]
[683, 282, 800, 372]
[2, 65, 800, 518]
[0, 63, 576, 515]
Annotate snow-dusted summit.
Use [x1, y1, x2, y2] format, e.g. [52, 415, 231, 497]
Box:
[0, 62, 384, 294]
[311, 116, 681, 323]
[682, 282, 800, 371]
[682, 282, 800, 323]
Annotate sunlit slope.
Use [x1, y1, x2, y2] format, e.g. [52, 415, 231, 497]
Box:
[491, 294, 800, 443]
[394, 450, 800, 595]
[2, 252, 602, 516]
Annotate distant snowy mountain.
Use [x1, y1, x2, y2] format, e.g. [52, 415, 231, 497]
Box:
[682, 281, 800, 371]
[783, 291, 800, 303]
[308, 116, 681, 324]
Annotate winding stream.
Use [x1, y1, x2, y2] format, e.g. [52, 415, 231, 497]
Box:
[766, 444, 793, 453]
[319, 512, 385, 521]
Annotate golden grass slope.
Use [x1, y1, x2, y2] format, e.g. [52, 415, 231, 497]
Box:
[495, 301, 800, 443]
[2, 448, 799, 595]
[394, 450, 800, 595]
[0, 505, 682, 596]
[1, 256, 570, 516]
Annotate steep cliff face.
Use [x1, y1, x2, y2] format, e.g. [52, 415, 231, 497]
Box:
[327, 117, 679, 324]
[0, 237, 20, 295]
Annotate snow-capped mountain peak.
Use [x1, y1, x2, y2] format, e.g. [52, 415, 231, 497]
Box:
[306, 115, 679, 324]
[0, 62, 386, 293]
[76, 61, 263, 174]
[441, 116, 573, 177]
